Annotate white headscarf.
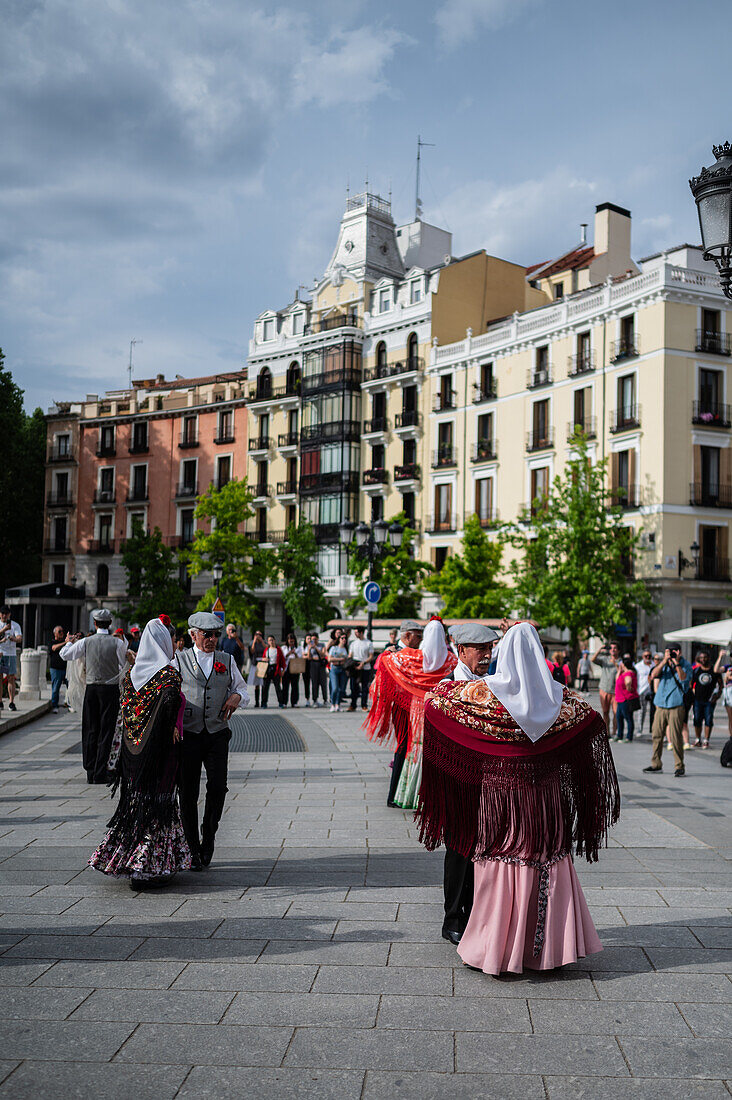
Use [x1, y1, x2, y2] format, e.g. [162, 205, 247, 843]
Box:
[486, 622, 563, 742]
[130, 618, 175, 692]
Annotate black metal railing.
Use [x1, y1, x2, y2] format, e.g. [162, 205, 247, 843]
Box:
[362, 357, 424, 383]
[93, 488, 116, 504]
[248, 382, 300, 402]
[432, 446, 456, 467]
[610, 405, 641, 433]
[696, 556, 731, 581]
[248, 435, 270, 450]
[474, 513, 499, 528]
[47, 447, 75, 464]
[394, 463, 420, 481]
[473, 381, 497, 402]
[568, 352, 595, 376]
[214, 432, 236, 445]
[363, 417, 389, 434]
[126, 486, 149, 503]
[314, 523, 341, 543]
[692, 401, 731, 428]
[253, 483, 273, 499]
[46, 491, 73, 507]
[301, 368, 362, 395]
[527, 368, 552, 389]
[276, 480, 298, 496]
[395, 409, 420, 429]
[129, 439, 149, 454]
[471, 440, 497, 462]
[300, 420, 360, 444]
[95, 443, 116, 457]
[690, 482, 732, 508]
[433, 391, 456, 412]
[608, 484, 642, 509]
[526, 429, 554, 452]
[87, 540, 115, 554]
[44, 540, 71, 554]
[278, 431, 299, 448]
[178, 433, 199, 449]
[696, 329, 731, 356]
[175, 482, 198, 499]
[299, 471, 360, 494]
[567, 416, 597, 439]
[305, 312, 361, 334]
[363, 468, 388, 485]
[426, 513, 457, 533]
[611, 337, 639, 362]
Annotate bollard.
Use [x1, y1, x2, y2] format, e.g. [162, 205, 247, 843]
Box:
[17, 648, 42, 701]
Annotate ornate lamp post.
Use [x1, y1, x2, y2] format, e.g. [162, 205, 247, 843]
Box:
[678, 540, 700, 579]
[213, 562, 223, 601]
[338, 518, 404, 639]
[689, 143, 732, 298]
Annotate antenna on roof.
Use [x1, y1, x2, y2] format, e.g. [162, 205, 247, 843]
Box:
[580, 223, 588, 245]
[128, 339, 142, 389]
[415, 134, 435, 221]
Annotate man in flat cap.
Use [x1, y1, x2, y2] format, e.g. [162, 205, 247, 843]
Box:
[175, 612, 249, 870]
[60, 609, 128, 783]
[439, 621, 501, 944]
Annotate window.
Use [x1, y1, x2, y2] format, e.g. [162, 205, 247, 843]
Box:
[181, 416, 196, 445]
[619, 314, 636, 357]
[403, 438, 416, 465]
[376, 342, 387, 371]
[180, 508, 195, 546]
[217, 455, 231, 488]
[617, 374, 636, 420]
[260, 413, 270, 442]
[96, 564, 109, 598]
[536, 346, 549, 373]
[53, 515, 67, 551]
[218, 410, 232, 440]
[702, 308, 720, 338]
[131, 464, 147, 500]
[287, 361, 301, 394]
[371, 443, 385, 470]
[99, 425, 115, 454]
[371, 495, 384, 522]
[699, 368, 722, 414]
[611, 449, 636, 507]
[181, 459, 197, 492]
[372, 391, 386, 421]
[403, 384, 417, 413]
[475, 478, 494, 523]
[410, 281, 422, 304]
[287, 504, 297, 527]
[554, 282, 564, 299]
[437, 421, 453, 461]
[402, 491, 415, 523]
[379, 289, 391, 313]
[262, 318, 274, 341]
[55, 472, 69, 501]
[530, 467, 549, 511]
[479, 362, 494, 397]
[407, 333, 419, 365]
[256, 461, 268, 492]
[434, 546, 449, 571]
[99, 467, 114, 501]
[288, 409, 299, 435]
[52, 564, 65, 584]
[533, 399, 549, 443]
[129, 511, 145, 534]
[256, 507, 267, 540]
[577, 331, 591, 369]
[701, 445, 720, 496]
[434, 484, 453, 529]
[292, 313, 304, 335]
[477, 412, 493, 448]
[256, 367, 272, 398]
[56, 434, 70, 456]
[98, 514, 113, 549]
[131, 421, 148, 451]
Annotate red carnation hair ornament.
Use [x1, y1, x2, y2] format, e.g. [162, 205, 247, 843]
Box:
[158, 614, 172, 627]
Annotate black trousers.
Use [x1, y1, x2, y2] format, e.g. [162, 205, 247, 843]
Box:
[443, 847, 475, 936]
[262, 666, 283, 707]
[179, 729, 230, 857]
[282, 670, 300, 706]
[81, 683, 120, 781]
[309, 662, 328, 703]
[387, 709, 410, 805]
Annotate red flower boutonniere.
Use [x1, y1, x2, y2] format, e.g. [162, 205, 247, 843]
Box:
[213, 661, 226, 675]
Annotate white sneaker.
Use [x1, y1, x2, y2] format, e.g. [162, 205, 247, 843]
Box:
[52, 708, 59, 714]
[329, 704, 336, 712]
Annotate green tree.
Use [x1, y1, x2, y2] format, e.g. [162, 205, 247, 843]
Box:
[120, 518, 188, 624]
[180, 478, 269, 631]
[273, 519, 336, 630]
[345, 513, 431, 618]
[427, 514, 511, 618]
[0, 351, 45, 592]
[504, 431, 656, 657]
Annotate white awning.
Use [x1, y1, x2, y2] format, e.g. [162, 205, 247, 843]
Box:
[663, 618, 732, 645]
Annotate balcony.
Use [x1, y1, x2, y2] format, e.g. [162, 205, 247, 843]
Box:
[473, 381, 497, 403]
[214, 432, 236, 445]
[363, 416, 389, 435]
[432, 445, 456, 468]
[394, 463, 420, 482]
[278, 431, 300, 449]
[93, 488, 116, 505]
[696, 556, 731, 582]
[567, 416, 597, 440]
[248, 435, 271, 452]
[301, 368, 362, 396]
[690, 482, 732, 508]
[696, 329, 731, 356]
[314, 522, 341, 543]
[299, 471, 360, 494]
[276, 480, 298, 497]
[129, 440, 149, 454]
[611, 337, 639, 362]
[47, 446, 75, 464]
[175, 482, 198, 499]
[126, 486, 149, 503]
[609, 405, 641, 433]
[567, 352, 595, 377]
[395, 409, 420, 430]
[248, 382, 300, 404]
[44, 540, 71, 555]
[252, 484, 273, 501]
[433, 391, 456, 412]
[95, 443, 116, 457]
[692, 401, 731, 428]
[178, 432, 199, 449]
[363, 467, 388, 486]
[305, 312, 361, 334]
[473, 512, 499, 528]
[426, 513, 457, 534]
[526, 429, 554, 452]
[300, 419, 360, 445]
[608, 484, 642, 509]
[362, 357, 424, 384]
[46, 491, 73, 508]
[527, 367, 552, 390]
[87, 540, 116, 554]
[258, 530, 287, 545]
[471, 440, 497, 462]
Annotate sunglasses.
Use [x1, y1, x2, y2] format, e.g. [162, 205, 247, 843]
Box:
[198, 629, 221, 639]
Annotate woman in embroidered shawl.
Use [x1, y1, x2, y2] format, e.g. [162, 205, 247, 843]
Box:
[89, 618, 191, 888]
[418, 622, 620, 975]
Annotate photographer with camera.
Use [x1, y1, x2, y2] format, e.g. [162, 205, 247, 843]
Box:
[592, 640, 620, 736]
[644, 644, 692, 778]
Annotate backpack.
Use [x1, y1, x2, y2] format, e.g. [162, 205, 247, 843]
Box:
[721, 738, 732, 769]
[551, 664, 566, 686]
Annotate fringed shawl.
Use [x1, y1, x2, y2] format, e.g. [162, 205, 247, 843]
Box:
[366, 645, 458, 751]
[416, 680, 620, 864]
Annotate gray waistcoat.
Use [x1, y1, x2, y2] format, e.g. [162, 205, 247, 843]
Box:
[85, 633, 120, 685]
[176, 649, 232, 734]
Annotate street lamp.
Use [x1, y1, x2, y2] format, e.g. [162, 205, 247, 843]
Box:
[213, 562, 223, 600]
[339, 518, 404, 639]
[678, 540, 700, 578]
[689, 143, 732, 298]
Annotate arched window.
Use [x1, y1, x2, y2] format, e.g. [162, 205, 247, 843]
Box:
[376, 341, 387, 376]
[287, 361, 301, 395]
[257, 366, 272, 399]
[96, 564, 109, 598]
[407, 332, 419, 365]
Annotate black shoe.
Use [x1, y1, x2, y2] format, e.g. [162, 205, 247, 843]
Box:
[442, 929, 462, 945]
[200, 838, 214, 867]
[0, 701, 4, 709]
[674, 766, 685, 777]
[643, 765, 662, 772]
[87, 775, 94, 784]
[190, 852, 203, 872]
[8, 702, 16, 711]
[387, 799, 398, 808]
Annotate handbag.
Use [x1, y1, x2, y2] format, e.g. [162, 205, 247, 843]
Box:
[628, 696, 641, 713]
[288, 657, 306, 675]
[255, 659, 269, 678]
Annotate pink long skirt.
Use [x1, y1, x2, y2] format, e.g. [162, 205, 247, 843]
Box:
[457, 855, 602, 976]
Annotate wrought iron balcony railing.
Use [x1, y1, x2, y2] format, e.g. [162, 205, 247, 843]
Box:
[611, 337, 639, 362]
[526, 429, 554, 452]
[692, 401, 731, 427]
[608, 484, 642, 509]
[690, 482, 732, 508]
[471, 440, 497, 462]
[609, 405, 641, 433]
[527, 368, 552, 390]
[363, 467, 388, 485]
[395, 409, 420, 429]
[695, 329, 731, 356]
[394, 463, 420, 481]
[567, 416, 597, 439]
[567, 352, 595, 376]
[363, 417, 389, 434]
[432, 446, 456, 467]
[473, 380, 497, 402]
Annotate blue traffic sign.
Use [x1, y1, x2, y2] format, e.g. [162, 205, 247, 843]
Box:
[363, 581, 381, 605]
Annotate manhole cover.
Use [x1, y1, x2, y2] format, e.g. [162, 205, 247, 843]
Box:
[229, 713, 306, 753]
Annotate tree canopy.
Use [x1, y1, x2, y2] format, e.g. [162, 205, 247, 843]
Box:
[427, 514, 511, 618]
[0, 351, 45, 593]
[346, 512, 431, 618]
[120, 518, 188, 625]
[273, 519, 336, 630]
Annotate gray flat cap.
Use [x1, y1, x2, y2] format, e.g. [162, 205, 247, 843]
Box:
[188, 612, 223, 631]
[92, 608, 112, 623]
[400, 619, 423, 634]
[450, 622, 500, 645]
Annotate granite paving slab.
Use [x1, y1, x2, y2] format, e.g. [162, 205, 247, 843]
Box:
[0, 1060, 191, 1099]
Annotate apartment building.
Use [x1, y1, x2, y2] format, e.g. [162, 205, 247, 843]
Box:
[424, 232, 731, 643]
[42, 372, 248, 623]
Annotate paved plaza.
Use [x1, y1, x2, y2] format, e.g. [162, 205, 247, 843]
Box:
[0, 700, 731, 1098]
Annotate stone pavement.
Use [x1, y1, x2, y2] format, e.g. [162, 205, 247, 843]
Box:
[0, 699, 730, 1099]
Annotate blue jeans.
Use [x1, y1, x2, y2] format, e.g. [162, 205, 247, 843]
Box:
[329, 666, 346, 706]
[693, 698, 716, 731]
[616, 699, 635, 741]
[50, 668, 65, 709]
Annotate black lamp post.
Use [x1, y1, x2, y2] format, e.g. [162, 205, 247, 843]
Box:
[213, 562, 223, 601]
[689, 143, 732, 298]
[339, 518, 404, 639]
[678, 540, 700, 578]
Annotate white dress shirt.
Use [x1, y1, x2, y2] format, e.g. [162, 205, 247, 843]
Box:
[634, 659, 652, 695]
[193, 646, 249, 707]
[60, 629, 128, 684]
[452, 658, 483, 682]
[349, 637, 374, 669]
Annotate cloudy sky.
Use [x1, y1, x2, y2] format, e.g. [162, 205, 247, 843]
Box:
[2, 0, 729, 410]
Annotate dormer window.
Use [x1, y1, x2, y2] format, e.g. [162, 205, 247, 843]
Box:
[262, 319, 275, 341]
[410, 280, 422, 304]
[379, 290, 391, 313]
[292, 313, 304, 335]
